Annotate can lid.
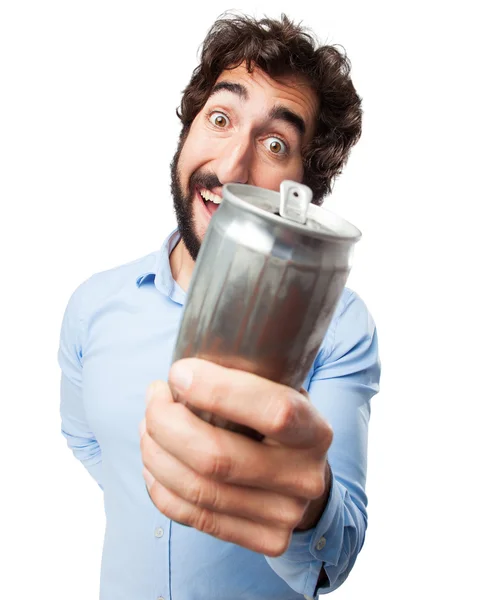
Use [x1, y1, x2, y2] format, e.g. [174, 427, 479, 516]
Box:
[222, 181, 362, 242]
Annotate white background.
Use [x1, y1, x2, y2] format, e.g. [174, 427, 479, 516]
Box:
[0, 1, 477, 598]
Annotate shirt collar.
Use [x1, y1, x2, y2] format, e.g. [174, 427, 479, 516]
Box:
[135, 228, 186, 305]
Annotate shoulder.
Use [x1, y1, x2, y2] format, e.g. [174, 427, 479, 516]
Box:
[65, 250, 161, 320]
[334, 286, 375, 326]
[335, 287, 374, 325]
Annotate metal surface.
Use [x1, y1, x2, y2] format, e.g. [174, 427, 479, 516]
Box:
[173, 181, 361, 441]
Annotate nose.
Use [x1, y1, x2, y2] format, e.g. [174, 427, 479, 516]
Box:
[215, 135, 252, 185]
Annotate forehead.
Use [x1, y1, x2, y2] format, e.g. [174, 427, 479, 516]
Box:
[214, 63, 318, 137]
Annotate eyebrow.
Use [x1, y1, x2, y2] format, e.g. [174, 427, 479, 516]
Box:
[269, 106, 306, 139]
[208, 81, 307, 140]
[209, 81, 249, 100]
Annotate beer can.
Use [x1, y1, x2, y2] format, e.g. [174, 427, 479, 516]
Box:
[172, 180, 361, 441]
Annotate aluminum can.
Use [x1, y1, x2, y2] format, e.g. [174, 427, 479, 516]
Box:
[172, 181, 361, 441]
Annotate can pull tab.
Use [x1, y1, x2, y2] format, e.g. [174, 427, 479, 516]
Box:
[279, 181, 313, 224]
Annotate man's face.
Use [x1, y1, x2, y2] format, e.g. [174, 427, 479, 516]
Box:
[170, 63, 318, 260]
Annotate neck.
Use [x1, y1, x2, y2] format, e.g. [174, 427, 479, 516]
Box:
[170, 238, 196, 292]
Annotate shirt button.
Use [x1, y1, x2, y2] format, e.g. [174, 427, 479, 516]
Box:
[304, 596, 314, 600]
[157, 597, 165, 600]
[154, 527, 164, 538]
[315, 536, 326, 551]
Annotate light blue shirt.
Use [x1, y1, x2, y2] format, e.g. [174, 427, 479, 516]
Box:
[59, 229, 381, 600]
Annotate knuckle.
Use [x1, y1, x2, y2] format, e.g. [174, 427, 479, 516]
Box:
[145, 402, 160, 437]
[147, 380, 171, 407]
[193, 508, 219, 537]
[321, 423, 334, 450]
[303, 472, 326, 500]
[299, 387, 310, 400]
[146, 381, 157, 402]
[270, 393, 297, 434]
[139, 429, 153, 458]
[277, 499, 308, 528]
[210, 452, 233, 480]
[139, 432, 149, 458]
[141, 441, 160, 474]
[189, 476, 220, 510]
[265, 531, 291, 557]
[197, 436, 232, 481]
[149, 485, 167, 514]
[146, 380, 167, 407]
[208, 381, 228, 412]
[187, 475, 205, 507]
[144, 405, 154, 432]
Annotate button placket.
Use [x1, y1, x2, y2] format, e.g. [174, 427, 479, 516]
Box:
[153, 520, 170, 600]
[153, 523, 167, 599]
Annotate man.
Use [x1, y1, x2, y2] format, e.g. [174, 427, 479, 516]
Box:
[59, 13, 380, 600]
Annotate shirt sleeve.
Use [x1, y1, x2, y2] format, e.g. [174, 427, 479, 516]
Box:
[58, 281, 103, 490]
[264, 290, 381, 597]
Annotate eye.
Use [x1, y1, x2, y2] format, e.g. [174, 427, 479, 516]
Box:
[264, 137, 288, 155]
[209, 112, 230, 128]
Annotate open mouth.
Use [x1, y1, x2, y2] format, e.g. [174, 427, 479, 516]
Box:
[196, 186, 222, 216]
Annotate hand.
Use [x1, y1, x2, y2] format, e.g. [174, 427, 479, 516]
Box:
[139, 358, 333, 557]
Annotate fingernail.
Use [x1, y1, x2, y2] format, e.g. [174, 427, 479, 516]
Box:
[143, 468, 155, 490]
[169, 362, 193, 392]
[138, 418, 146, 437]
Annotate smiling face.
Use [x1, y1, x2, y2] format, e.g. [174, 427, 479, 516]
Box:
[170, 63, 318, 260]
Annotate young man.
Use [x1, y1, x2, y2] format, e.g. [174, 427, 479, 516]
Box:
[59, 13, 380, 600]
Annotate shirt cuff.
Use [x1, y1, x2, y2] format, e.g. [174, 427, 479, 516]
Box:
[264, 473, 344, 598]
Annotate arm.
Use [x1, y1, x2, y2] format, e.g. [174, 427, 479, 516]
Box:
[58, 282, 103, 489]
[265, 290, 381, 597]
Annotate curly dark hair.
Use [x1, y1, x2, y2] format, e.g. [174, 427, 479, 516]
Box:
[176, 12, 363, 205]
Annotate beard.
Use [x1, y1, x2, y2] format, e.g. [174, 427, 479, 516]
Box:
[170, 127, 221, 261]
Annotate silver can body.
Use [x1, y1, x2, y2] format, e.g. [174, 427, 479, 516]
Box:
[173, 182, 361, 441]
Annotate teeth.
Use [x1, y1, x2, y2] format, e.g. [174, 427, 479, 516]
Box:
[199, 188, 222, 204]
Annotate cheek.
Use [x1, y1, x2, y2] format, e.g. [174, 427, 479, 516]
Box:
[178, 123, 215, 183]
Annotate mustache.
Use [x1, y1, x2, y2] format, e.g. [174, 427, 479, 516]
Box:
[189, 171, 222, 194]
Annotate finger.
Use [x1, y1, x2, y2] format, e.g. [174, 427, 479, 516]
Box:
[144, 474, 293, 557]
[145, 398, 328, 500]
[140, 429, 308, 527]
[146, 379, 175, 408]
[168, 358, 329, 448]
